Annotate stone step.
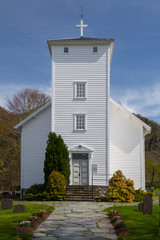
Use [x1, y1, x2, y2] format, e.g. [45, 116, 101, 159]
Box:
[65, 195, 93, 199]
[66, 195, 93, 198]
[65, 198, 94, 201]
[67, 185, 93, 189]
[66, 192, 92, 195]
[66, 185, 94, 201]
[66, 193, 92, 196]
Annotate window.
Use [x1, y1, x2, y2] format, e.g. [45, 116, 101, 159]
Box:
[93, 46, 98, 53]
[74, 114, 86, 130]
[74, 82, 86, 99]
[72, 153, 88, 160]
[64, 47, 69, 53]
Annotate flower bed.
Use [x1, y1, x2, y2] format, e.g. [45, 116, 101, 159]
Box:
[15, 209, 52, 237]
[110, 209, 130, 236]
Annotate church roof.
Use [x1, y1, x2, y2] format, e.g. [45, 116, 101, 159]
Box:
[47, 37, 115, 56]
[110, 99, 151, 133]
[14, 99, 151, 134]
[14, 101, 51, 131]
[69, 145, 94, 152]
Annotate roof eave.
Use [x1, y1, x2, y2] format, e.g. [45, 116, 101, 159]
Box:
[14, 101, 51, 131]
[47, 38, 115, 57]
[110, 98, 151, 133]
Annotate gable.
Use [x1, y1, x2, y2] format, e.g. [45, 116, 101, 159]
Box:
[110, 98, 151, 134]
[14, 99, 151, 134]
[14, 102, 51, 131]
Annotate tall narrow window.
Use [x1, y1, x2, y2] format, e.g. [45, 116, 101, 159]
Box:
[74, 114, 86, 130]
[74, 82, 86, 99]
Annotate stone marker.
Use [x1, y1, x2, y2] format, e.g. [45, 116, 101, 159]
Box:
[138, 202, 144, 212]
[143, 195, 152, 215]
[1, 199, 13, 210]
[13, 204, 27, 213]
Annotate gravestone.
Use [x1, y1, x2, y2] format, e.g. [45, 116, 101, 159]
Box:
[143, 195, 152, 215]
[1, 199, 13, 210]
[13, 204, 27, 213]
[138, 202, 144, 212]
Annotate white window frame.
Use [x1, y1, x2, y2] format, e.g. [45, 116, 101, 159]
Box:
[73, 114, 86, 131]
[74, 82, 87, 99]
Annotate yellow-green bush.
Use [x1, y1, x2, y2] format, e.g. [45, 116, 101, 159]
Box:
[46, 170, 66, 198]
[107, 170, 135, 202]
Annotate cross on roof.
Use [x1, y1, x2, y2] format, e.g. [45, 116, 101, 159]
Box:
[76, 13, 88, 38]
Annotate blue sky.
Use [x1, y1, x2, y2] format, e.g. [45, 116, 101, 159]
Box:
[0, 0, 160, 123]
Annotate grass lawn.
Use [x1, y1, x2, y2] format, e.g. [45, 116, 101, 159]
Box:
[0, 202, 54, 240]
[105, 204, 160, 240]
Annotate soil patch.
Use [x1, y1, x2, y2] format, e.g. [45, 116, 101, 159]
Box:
[110, 212, 131, 237]
[15, 210, 52, 237]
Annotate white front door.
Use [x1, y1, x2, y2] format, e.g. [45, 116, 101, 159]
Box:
[72, 153, 89, 185]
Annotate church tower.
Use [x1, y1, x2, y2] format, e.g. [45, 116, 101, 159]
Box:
[15, 15, 150, 195]
[47, 18, 114, 186]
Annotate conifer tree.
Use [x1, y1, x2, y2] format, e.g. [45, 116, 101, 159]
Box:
[44, 132, 70, 184]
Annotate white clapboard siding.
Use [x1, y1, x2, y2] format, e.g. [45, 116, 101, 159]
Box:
[52, 45, 110, 185]
[21, 105, 51, 189]
[109, 102, 145, 189]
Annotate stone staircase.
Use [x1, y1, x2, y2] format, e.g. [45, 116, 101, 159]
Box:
[65, 185, 94, 201]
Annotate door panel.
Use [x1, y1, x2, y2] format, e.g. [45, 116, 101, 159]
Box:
[72, 156, 88, 185]
[73, 160, 80, 185]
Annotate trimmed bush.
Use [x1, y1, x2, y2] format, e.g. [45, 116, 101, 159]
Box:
[134, 188, 153, 202]
[26, 192, 56, 201]
[107, 170, 135, 202]
[44, 132, 70, 184]
[46, 170, 66, 198]
[26, 184, 45, 195]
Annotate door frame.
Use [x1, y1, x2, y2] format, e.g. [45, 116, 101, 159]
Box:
[69, 145, 93, 186]
[72, 156, 89, 185]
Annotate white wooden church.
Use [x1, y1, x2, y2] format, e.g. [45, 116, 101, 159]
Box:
[15, 18, 151, 194]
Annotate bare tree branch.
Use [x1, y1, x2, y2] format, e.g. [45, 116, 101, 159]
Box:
[6, 88, 51, 114]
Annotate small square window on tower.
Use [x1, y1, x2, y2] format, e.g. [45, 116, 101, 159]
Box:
[64, 47, 69, 53]
[93, 46, 98, 53]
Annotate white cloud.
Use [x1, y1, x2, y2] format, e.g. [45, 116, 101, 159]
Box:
[117, 83, 160, 118]
[0, 83, 52, 109]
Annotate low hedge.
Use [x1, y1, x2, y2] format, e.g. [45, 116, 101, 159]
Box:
[134, 189, 153, 202]
[26, 191, 58, 201]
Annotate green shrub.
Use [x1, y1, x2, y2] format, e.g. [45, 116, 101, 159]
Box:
[44, 132, 70, 184]
[134, 189, 153, 202]
[134, 193, 145, 202]
[107, 170, 135, 202]
[115, 220, 126, 229]
[26, 183, 45, 195]
[26, 192, 57, 201]
[46, 170, 66, 198]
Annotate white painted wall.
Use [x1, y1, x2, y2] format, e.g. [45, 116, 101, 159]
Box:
[21, 105, 51, 189]
[52, 45, 111, 185]
[109, 102, 145, 189]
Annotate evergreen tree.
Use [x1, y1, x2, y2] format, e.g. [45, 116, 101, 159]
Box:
[44, 132, 70, 184]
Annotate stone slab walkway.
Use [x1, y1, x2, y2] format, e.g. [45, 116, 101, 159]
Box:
[33, 201, 117, 240]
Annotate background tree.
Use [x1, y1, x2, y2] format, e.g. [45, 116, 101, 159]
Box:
[145, 151, 160, 187]
[136, 114, 160, 187]
[0, 88, 51, 191]
[44, 132, 70, 184]
[6, 88, 51, 116]
[0, 106, 20, 190]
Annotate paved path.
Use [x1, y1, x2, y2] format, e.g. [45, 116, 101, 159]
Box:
[33, 201, 117, 240]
